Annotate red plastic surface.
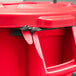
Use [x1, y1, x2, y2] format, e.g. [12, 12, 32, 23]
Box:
[62, 28, 74, 62]
[3, 1, 52, 5]
[0, 2, 74, 27]
[37, 15, 75, 28]
[57, 2, 74, 6]
[2, 1, 73, 7]
[0, 29, 27, 76]
[29, 31, 76, 76]
[68, 6, 76, 17]
[3, 1, 53, 9]
[0, 1, 75, 76]
[21, 31, 33, 44]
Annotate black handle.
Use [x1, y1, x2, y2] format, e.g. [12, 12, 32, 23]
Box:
[20, 25, 65, 35]
[11, 25, 67, 36]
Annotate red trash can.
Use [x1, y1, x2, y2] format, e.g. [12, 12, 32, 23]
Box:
[0, 1, 75, 76]
[2, 1, 75, 67]
[3, 2, 74, 76]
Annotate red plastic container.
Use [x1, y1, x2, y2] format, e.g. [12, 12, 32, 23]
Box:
[0, 1, 75, 76]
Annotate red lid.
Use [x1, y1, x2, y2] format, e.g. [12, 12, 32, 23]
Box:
[0, 2, 74, 28]
[57, 2, 74, 6]
[3, 1, 73, 11]
[68, 6, 76, 16]
[37, 15, 75, 28]
[60, 5, 76, 20]
[3, 1, 53, 8]
[1, 1, 73, 16]
[3, 1, 52, 5]
[3, 1, 73, 7]
[0, 7, 72, 28]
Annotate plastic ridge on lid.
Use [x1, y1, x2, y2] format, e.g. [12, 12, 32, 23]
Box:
[37, 15, 75, 28]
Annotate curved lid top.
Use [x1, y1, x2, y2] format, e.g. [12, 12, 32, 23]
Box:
[0, 6, 73, 28]
[68, 6, 76, 15]
[56, 1, 74, 6]
[0, 1, 73, 15]
[37, 15, 75, 28]
[0, 1, 74, 28]
[3, 1, 73, 7]
[0, 5, 72, 16]
[3, 1, 52, 5]
[3, 1, 53, 8]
